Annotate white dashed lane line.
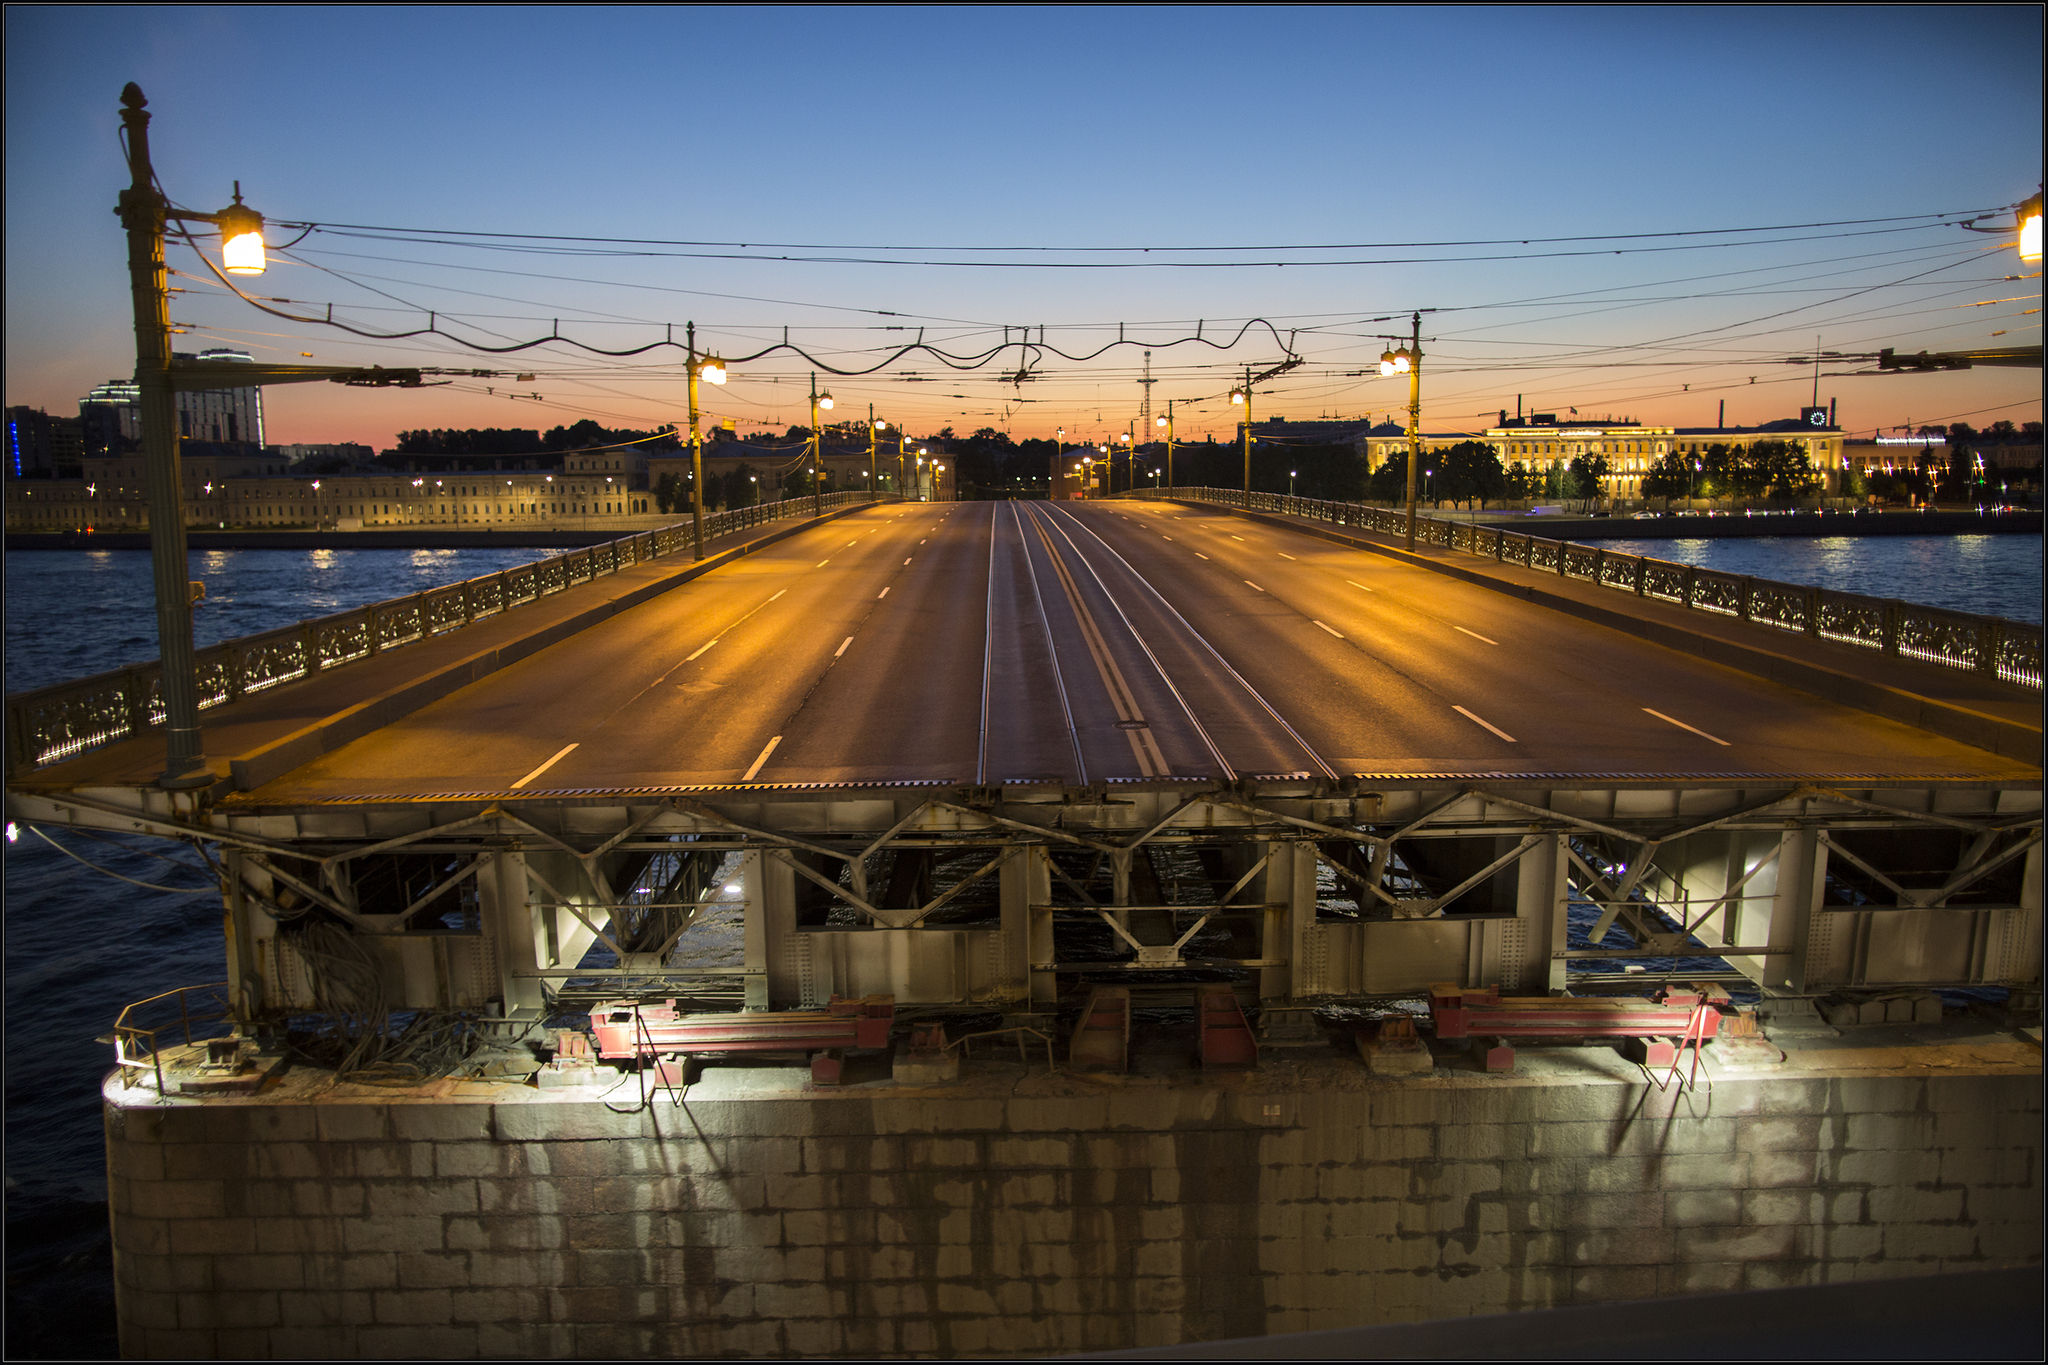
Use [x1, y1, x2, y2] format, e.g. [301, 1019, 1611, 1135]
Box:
[1455, 626, 1498, 645]
[1347, 580, 1373, 592]
[1644, 708, 1730, 745]
[835, 637, 853, 658]
[1314, 621, 1343, 638]
[1453, 706, 1517, 743]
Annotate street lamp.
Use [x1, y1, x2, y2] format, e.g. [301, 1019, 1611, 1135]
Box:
[685, 321, 726, 559]
[311, 478, 322, 530]
[809, 373, 834, 516]
[1230, 371, 1252, 496]
[1379, 312, 1423, 551]
[1289, 470, 1297, 498]
[869, 410, 884, 497]
[1157, 406, 1175, 489]
[2020, 192, 2042, 265]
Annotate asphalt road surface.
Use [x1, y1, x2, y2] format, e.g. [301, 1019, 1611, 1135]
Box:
[248, 501, 2033, 799]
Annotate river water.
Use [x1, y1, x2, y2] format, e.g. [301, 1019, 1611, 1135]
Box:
[1, 535, 2041, 1356]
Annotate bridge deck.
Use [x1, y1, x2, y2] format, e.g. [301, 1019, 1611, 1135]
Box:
[19, 500, 2034, 812]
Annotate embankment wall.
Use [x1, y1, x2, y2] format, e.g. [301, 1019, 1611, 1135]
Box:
[105, 1064, 2042, 1359]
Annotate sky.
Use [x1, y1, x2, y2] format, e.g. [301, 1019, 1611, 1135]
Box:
[5, 5, 2042, 451]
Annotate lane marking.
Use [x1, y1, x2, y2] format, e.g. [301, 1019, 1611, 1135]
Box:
[1454, 706, 1517, 743]
[878, 586, 890, 598]
[1277, 552, 1296, 560]
[1230, 534, 1245, 541]
[1163, 536, 1173, 541]
[903, 557, 913, 565]
[817, 559, 830, 567]
[769, 589, 786, 601]
[742, 735, 783, 782]
[1195, 552, 1209, 559]
[686, 639, 719, 661]
[1455, 626, 1499, 645]
[1245, 581, 1264, 592]
[511, 743, 578, 790]
[920, 538, 927, 544]
[1346, 580, 1374, 592]
[1644, 707, 1731, 746]
[835, 636, 853, 658]
[1314, 620, 1343, 638]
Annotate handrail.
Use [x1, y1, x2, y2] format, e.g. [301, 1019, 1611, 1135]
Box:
[8, 492, 889, 772]
[1123, 487, 2043, 692]
[108, 982, 234, 1092]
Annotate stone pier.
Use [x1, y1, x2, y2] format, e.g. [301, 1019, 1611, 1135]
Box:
[105, 1034, 2041, 1359]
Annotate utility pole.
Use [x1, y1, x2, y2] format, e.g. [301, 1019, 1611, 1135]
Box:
[1404, 312, 1422, 553]
[868, 404, 878, 497]
[1163, 400, 1175, 489]
[1241, 366, 1254, 495]
[687, 321, 705, 559]
[118, 85, 209, 788]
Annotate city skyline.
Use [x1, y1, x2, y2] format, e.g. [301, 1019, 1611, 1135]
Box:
[4, 5, 2041, 452]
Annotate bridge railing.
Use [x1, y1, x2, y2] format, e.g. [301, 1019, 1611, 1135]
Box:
[7, 492, 885, 773]
[1128, 487, 2043, 692]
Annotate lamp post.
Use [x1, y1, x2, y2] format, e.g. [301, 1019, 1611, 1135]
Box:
[1230, 368, 1252, 496]
[686, 321, 726, 559]
[869, 408, 883, 498]
[1380, 312, 1422, 551]
[1289, 470, 1297, 498]
[1054, 427, 1064, 497]
[1158, 404, 1174, 489]
[311, 479, 322, 530]
[117, 83, 273, 786]
[808, 373, 833, 517]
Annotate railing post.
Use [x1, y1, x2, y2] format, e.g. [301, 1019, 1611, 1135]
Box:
[1738, 577, 1754, 622]
[1634, 556, 1647, 596]
[1805, 585, 1821, 637]
[1882, 601, 1901, 658]
[1683, 565, 1697, 608]
[1980, 619, 2004, 677]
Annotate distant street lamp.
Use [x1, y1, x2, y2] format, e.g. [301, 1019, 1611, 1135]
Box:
[1158, 405, 1175, 489]
[809, 373, 834, 516]
[1230, 370, 1252, 495]
[1289, 470, 1297, 498]
[1379, 312, 1423, 551]
[311, 478, 322, 529]
[869, 409, 884, 496]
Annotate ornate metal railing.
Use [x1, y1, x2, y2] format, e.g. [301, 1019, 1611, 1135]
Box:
[1129, 488, 2043, 693]
[7, 492, 884, 772]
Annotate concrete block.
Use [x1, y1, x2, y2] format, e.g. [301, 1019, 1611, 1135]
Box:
[130, 1178, 227, 1220]
[1845, 1111, 1939, 1152]
[162, 1142, 251, 1182]
[491, 1102, 649, 1143]
[349, 1142, 434, 1180]
[291, 1178, 366, 1218]
[1569, 1264, 1660, 1302]
[122, 1287, 182, 1331]
[1885, 1222, 1983, 1262]
[269, 1325, 366, 1359]
[211, 1252, 306, 1292]
[755, 1281, 835, 1319]
[432, 1143, 509, 1179]
[211, 1291, 283, 1330]
[312, 1106, 392, 1143]
[1566, 1228, 1674, 1266]
[1579, 1157, 1657, 1194]
[251, 1143, 330, 1181]
[389, 1105, 493, 1143]
[275, 1290, 373, 1328]
[1748, 1148, 1823, 1188]
[368, 1179, 477, 1218]
[782, 1210, 832, 1246]
[392, 1250, 471, 1289]
[1664, 1189, 1742, 1226]
[341, 1216, 445, 1254]
[1004, 1096, 1110, 1133]
[1674, 1222, 1797, 1263]
[1808, 1223, 1883, 1261]
[168, 1217, 257, 1257]
[762, 1172, 829, 1210]
[253, 1219, 345, 1256]
[1573, 1193, 1664, 1229]
[355, 1325, 476, 1357]
[1866, 1184, 1965, 1225]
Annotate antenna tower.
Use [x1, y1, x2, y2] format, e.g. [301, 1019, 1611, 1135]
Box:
[1139, 349, 1156, 438]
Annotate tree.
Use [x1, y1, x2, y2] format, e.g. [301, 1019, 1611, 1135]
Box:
[1639, 451, 1694, 508]
[1748, 440, 1820, 500]
[1504, 461, 1542, 501]
[654, 472, 682, 514]
[1437, 441, 1506, 511]
[1565, 454, 1611, 511]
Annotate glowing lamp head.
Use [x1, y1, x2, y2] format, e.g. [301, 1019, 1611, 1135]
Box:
[1156, 416, 1167, 427]
[818, 392, 835, 411]
[1379, 349, 1398, 377]
[215, 186, 265, 275]
[2021, 193, 2043, 265]
[1230, 389, 1245, 406]
[700, 359, 727, 385]
[1393, 348, 1413, 374]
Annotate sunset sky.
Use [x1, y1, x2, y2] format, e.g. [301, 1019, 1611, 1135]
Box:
[5, 5, 2041, 450]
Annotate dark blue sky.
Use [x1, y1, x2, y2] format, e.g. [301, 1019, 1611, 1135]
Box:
[6, 6, 2040, 444]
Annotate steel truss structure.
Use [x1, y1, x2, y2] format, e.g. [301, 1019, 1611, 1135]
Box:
[10, 776, 2039, 1023]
